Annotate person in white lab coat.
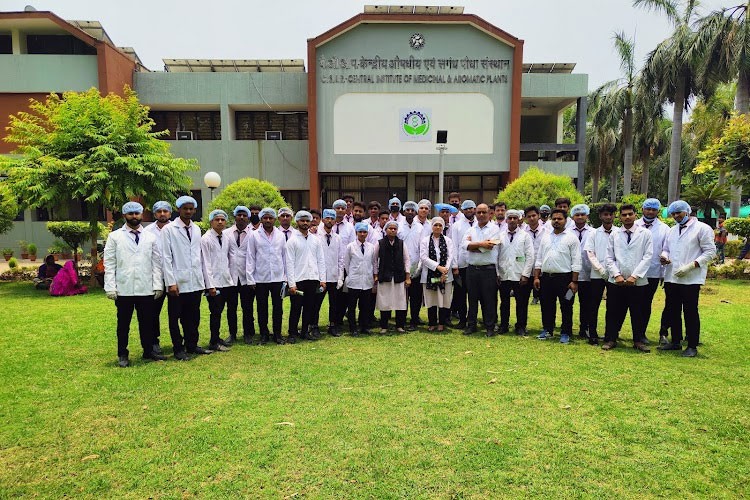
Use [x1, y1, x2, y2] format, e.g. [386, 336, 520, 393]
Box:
[162, 195, 211, 359]
[201, 210, 235, 352]
[246, 207, 287, 345]
[316, 209, 345, 337]
[104, 201, 165, 367]
[223, 205, 256, 345]
[449, 200, 477, 329]
[583, 203, 618, 345]
[495, 209, 535, 336]
[657, 200, 715, 357]
[143, 200, 171, 355]
[343, 222, 378, 336]
[286, 210, 326, 342]
[601, 204, 653, 352]
[569, 204, 594, 339]
[398, 201, 424, 330]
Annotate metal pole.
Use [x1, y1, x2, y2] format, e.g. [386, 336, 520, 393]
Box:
[437, 144, 447, 203]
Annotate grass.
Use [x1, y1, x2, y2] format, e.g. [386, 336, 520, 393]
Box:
[0, 280, 749, 498]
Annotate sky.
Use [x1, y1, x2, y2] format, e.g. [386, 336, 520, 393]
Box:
[2, 0, 732, 89]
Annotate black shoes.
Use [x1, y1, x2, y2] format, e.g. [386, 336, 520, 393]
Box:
[259, 334, 269, 345]
[485, 329, 496, 337]
[329, 326, 342, 337]
[350, 328, 360, 337]
[658, 342, 683, 351]
[273, 334, 285, 345]
[152, 343, 163, 355]
[208, 343, 230, 352]
[659, 335, 669, 346]
[225, 335, 237, 346]
[143, 352, 167, 361]
[515, 327, 528, 336]
[118, 356, 130, 368]
[681, 347, 698, 357]
[174, 351, 190, 361]
[633, 342, 651, 353]
[588, 336, 600, 345]
[495, 325, 509, 334]
[243, 335, 254, 345]
[188, 346, 214, 355]
[287, 335, 297, 344]
[462, 326, 477, 335]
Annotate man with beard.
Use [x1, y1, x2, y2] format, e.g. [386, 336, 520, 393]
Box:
[523, 206, 547, 306]
[309, 209, 321, 234]
[343, 222, 378, 336]
[493, 202, 507, 232]
[342, 194, 355, 224]
[317, 209, 345, 337]
[583, 203, 618, 344]
[278, 207, 295, 242]
[143, 200, 172, 354]
[223, 206, 256, 345]
[495, 209, 534, 336]
[286, 211, 326, 342]
[539, 205, 552, 225]
[246, 208, 287, 345]
[398, 201, 424, 330]
[448, 192, 462, 225]
[248, 205, 262, 230]
[162, 195, 212, 359]
[569, 204, 594, 339]
[104, 201, 165, 367]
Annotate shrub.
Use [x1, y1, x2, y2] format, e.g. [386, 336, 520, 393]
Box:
[7, 257, 18, 269]
[724, 239, 743, 259]
[206, 178, 288, 225]
[495, 167, 584, 210]
[724, 217, 750, 239]
[18, 240, 29, 252]
[707, 260, 750, 279]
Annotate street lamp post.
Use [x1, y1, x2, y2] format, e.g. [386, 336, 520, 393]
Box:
[203, 171, 221, 202]
[436, 130, 448, 203]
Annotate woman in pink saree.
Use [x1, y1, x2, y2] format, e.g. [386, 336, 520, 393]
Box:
[49, 261, 88, 297]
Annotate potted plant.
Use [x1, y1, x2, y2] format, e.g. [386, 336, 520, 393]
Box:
[27, 243, 37, 262]
[19, 241, 29, 259]
[2, 248, 13, 261]
[48, 241, 64, 261]
[60, 244, 73, 260]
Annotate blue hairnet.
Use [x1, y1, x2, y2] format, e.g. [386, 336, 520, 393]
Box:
[175, 196, 197, 209]
[122, 201, 143, 214]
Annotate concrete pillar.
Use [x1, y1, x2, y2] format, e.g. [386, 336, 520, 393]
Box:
[575, 97, 587, 193]
[11, 29, 26, 54]
[407, 172, 416, 202]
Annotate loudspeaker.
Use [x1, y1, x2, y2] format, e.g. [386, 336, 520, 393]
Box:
[436, 130, 448, 144]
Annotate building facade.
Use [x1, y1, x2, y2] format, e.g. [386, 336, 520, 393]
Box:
[0, 6, 588, 253]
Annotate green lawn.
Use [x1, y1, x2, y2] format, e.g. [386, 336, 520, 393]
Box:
[1, 280, 749, 498]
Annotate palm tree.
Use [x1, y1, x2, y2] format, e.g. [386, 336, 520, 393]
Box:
[682, 181, 731, 222]
[586, 86, 622, 202]
[693, 3, 750, 216]
[633, 77, 669, 196]
[634, 0, 710, 204]
[589, 32, 638, 196]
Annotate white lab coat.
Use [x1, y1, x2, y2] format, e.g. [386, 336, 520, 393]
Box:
[419, 234, 456, 284]
[605, 225, 653, 286]
[450, 217, 477, 268]
[569, 224, 594, 281]
[343, 240, 377, 290]
[104, 226, 163, 296]
[285, 231, 326, 288]
[162, 218, 205, 293]
[318, 229, 344, 283]
[224, 224, 251, 285]
[201, 229, 235, 290]
[584, 226, 619, 280]
[398, 219, 424, 276]
[495, 229, 534, 282]
[661, 218, 715, 285]
[635, 218, 669, 279]
[246, 226, 287, 285]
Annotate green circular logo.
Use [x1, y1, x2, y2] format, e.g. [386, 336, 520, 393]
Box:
[402, 110, 430, 136]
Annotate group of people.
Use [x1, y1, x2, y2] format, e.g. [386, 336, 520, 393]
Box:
[103, 191, 715, 367]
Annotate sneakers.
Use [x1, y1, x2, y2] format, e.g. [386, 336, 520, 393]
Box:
[537, 330, 552, 340]
[560, 334, 571, 344]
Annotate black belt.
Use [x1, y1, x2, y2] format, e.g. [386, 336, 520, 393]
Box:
[541, 272, 572, 277]
[469, 264, 495, 270]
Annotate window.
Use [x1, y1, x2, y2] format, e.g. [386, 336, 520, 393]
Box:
[149, 111, 221, 140]
[321, 175, 407, 208]
[414, 175, 502, 205]
[0, 34, 11, 54]
[190, 190, 204, 221]
[280, 190, 310, 211]
[235, 111, 308, 140]
[26, 35, 95, 55]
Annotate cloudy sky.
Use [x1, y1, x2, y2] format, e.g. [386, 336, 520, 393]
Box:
[3, 0, 732, 89]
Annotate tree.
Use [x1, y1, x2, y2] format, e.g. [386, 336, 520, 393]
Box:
[695, 113, 750, 184]
[206, 178, 289, 223]
[682, 181, 731, 222]
[635, 0, 710, 204]
[0, 183, 19, 235]
[46, 221, 107, 265]
[590, 32, 638, 196]
[633, 78, 670, 196]
[496, 167, 584, 209]
[586, 87, 622, 203]
[693, 4, 750, 216]
[724, 216, 750, 238]
[0, 87, 197, 284]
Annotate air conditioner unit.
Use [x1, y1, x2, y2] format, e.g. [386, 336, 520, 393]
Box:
[265, 130, 282, 140]
[176, 130, 194, 140]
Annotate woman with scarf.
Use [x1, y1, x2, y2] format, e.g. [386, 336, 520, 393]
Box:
[420, 217, 457, 331]
[49, 260, 88, 297]
[375, 220, 411, 333]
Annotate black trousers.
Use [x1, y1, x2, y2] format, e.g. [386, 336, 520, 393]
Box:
[427, 306, 451, 326]
[450, 267, 468, 323]
[347, 288, 373, 330]
[588, 279, 607, 338]
[288, 280, 319, 336]
[540, 272, 574, 334]
[664, 283, 702, 348]
[466, 265, 498, 330]
[499, 279, 532, 329]
[380, 310, 407, 329]
[604, 283, 647, 343]
[151, 283, 166, 343]
[206, 287, 229, 345]
[116, 295, 155, 358]
[255, 282, 283, 335]
[225, 282, 255, 338]
[576, 280, 592, 334]
[408, 280, 424, 326]
[645, 278, 670, 336]
[315, 281, 338, 327]
[335, 287, 349, 326]
[167, 290, 202, 353]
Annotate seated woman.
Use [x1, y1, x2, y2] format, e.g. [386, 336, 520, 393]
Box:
[49, 261, 88, 297]
[34, 255, 62, 290]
